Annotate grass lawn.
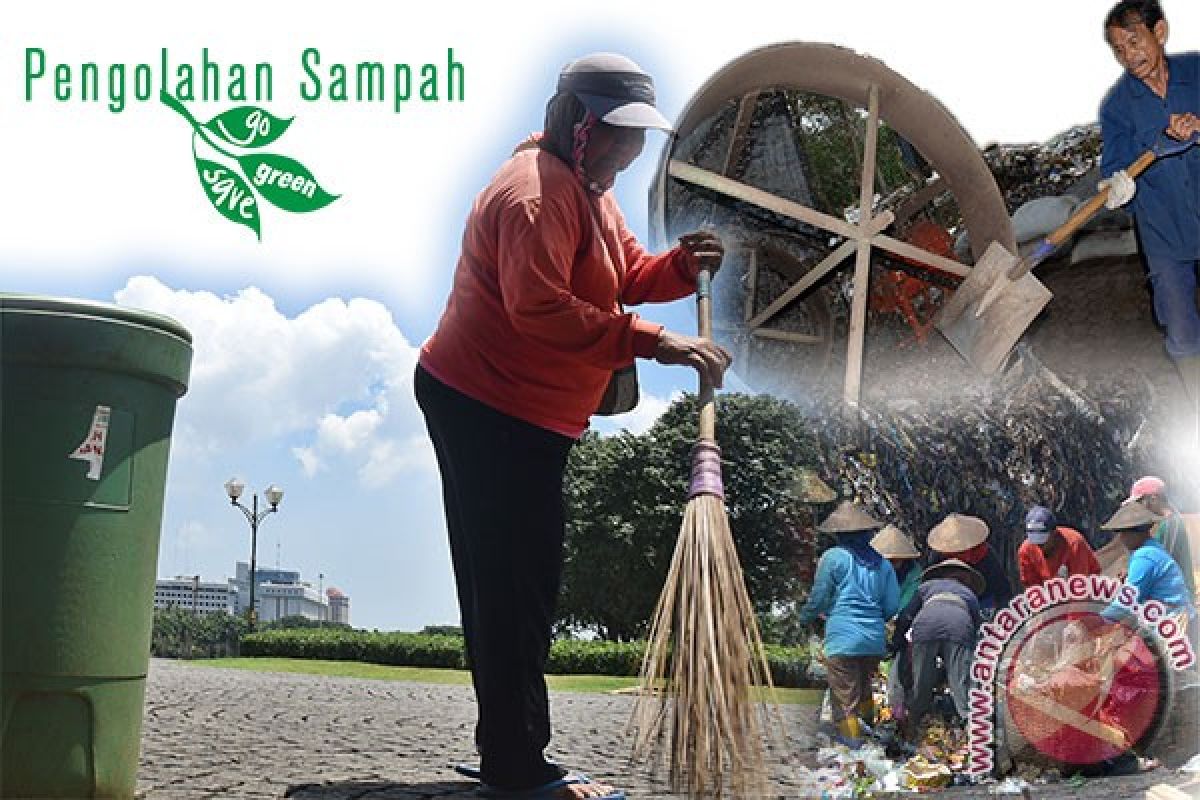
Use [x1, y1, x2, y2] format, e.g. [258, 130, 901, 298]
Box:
[192, 657, 821, 705]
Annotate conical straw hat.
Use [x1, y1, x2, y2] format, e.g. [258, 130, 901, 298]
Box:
[789, 467, 837, 504]
[1101, 501, 1162, 532]
[871, 524, 920, 559]
[922, 558, 986, 597]
[817, 500, 884, 534]
[927, 513, 989, 553]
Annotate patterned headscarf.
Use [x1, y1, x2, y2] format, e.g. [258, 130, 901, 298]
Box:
[541, 91, 608, 195]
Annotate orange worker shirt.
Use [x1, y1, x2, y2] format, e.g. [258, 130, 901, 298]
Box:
[420, 147, 700, 438]
[1018, 526, 1101, 589]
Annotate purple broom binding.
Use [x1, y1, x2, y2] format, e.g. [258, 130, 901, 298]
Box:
[687, 440, 725, 500]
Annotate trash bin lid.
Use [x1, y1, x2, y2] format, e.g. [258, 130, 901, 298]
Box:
[1, 293, 193, 397]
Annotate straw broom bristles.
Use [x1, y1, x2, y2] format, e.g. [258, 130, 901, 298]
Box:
[629, 266, 782, 797]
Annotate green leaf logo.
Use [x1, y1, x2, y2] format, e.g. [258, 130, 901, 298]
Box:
[161, 91, 340, 239]
[204, 106, 293, 149]
[238, 153, 339, 212]
[195, 157, 261, 239]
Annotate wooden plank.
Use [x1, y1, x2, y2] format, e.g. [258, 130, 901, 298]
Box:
[721, 91, 760, 177]
[668, 160, 965, 277]
[748, 239, 854, 330]
[669, 160, 867, 242]
[891, 176, 947, 228]
[751, 329, 824, 344]
[844, 85, 881, 407]
[743, 249, 758, 323]
[870, 235, 970, 277]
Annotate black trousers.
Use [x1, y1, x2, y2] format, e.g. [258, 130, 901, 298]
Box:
[415, 365, 572, 790]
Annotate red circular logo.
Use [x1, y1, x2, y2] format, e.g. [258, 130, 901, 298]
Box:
[1004, 604, 1167, 766]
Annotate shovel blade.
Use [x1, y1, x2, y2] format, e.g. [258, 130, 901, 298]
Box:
[935, 241, 1053, 375]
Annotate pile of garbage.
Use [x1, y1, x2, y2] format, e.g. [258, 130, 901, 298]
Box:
[982, 124, 1103, 212]
[798, 349, 1193, 583]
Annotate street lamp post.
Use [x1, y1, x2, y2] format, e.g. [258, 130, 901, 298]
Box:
[224, 478, 284, 626]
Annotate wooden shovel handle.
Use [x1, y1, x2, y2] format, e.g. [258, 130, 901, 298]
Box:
[1046, 149, 1157, 249]
[697, 267, 716, 441]
[1003, 149, 1157, 282]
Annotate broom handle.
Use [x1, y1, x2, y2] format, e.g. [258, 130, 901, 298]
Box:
[697, 266, 717, 441]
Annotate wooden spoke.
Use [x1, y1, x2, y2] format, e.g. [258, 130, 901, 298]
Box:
[668, 160, 872, 242]
[843, 84, 881, 406]
[722, 91, 761, 178]
[751, 329, 824, 344]
[745, 209, 892, 331]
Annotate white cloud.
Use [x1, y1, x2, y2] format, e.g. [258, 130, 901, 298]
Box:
[292, 446, 321, 477]
[593, 390, 682, 436]
[317, 409, 384, 453]
[360, 434, 437, 489]
[114, 276, 430, 488]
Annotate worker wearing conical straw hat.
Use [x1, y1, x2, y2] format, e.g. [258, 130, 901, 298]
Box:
[1126, 476, 1197, 598]
[1095, 498, 1196, 769]
[892, 559, 985, 740]
[1099, 500, 1196, 643]
[799, 501, 900, 747]
[871, 524, 923, 727]
[416, 52, 731, 798]
[872, 524, 923, 608]
[927, 513, 1013, 615]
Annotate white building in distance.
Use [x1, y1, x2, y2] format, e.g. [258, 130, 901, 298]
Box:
[231, 562, 350, 624]
[153, 577, 236, 615]
[156, 564, 350, 624]
[326, 587, 350, 625]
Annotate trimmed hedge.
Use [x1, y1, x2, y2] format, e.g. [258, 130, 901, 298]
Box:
[240, 630, 819, 687]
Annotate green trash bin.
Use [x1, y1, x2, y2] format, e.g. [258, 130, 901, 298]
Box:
[1, 294, 192, 799]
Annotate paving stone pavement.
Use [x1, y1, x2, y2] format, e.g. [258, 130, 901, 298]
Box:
[137, 660, 1198, 799]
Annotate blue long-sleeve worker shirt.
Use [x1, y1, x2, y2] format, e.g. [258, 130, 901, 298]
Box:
[1099, 53, 1200, 260]
[1102, 537, 1195, 622]
[799, 547, 899, 657]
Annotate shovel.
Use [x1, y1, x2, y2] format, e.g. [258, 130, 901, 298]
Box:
[937, 133, 1199, 375]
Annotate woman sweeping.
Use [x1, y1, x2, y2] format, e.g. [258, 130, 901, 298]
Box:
[415, 53, 730, 800]
[799, 501, 900, 747]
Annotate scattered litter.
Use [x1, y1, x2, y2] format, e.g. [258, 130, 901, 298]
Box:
[901, 754, 953, 789]
[990, 776, 1033, 795]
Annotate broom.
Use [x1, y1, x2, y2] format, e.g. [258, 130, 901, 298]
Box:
[629, 264, 781, 797]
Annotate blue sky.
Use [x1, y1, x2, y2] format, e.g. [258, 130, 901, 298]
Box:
[3, 1, 1196, 630]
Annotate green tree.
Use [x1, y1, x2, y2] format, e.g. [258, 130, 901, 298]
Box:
[559, 393, 821, 641]
[151, 607, 250, 658]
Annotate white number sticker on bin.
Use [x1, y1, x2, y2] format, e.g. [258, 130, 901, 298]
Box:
[68, 405, 111, 481]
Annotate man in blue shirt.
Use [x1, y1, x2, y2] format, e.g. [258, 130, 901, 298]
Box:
[1099, 501, 1195, 627]
[1099, 1, 1200, 407]
[799, 501, 900, 747]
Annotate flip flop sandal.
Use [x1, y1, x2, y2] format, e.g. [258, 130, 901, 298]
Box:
[475, 774, 625, 800]
[454, 763, 483, 781]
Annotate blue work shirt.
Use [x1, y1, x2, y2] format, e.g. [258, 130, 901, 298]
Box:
[1099, 52, 1200, 260]
[799, 546, 899, 657]
[1103, 537, 1195, 622]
